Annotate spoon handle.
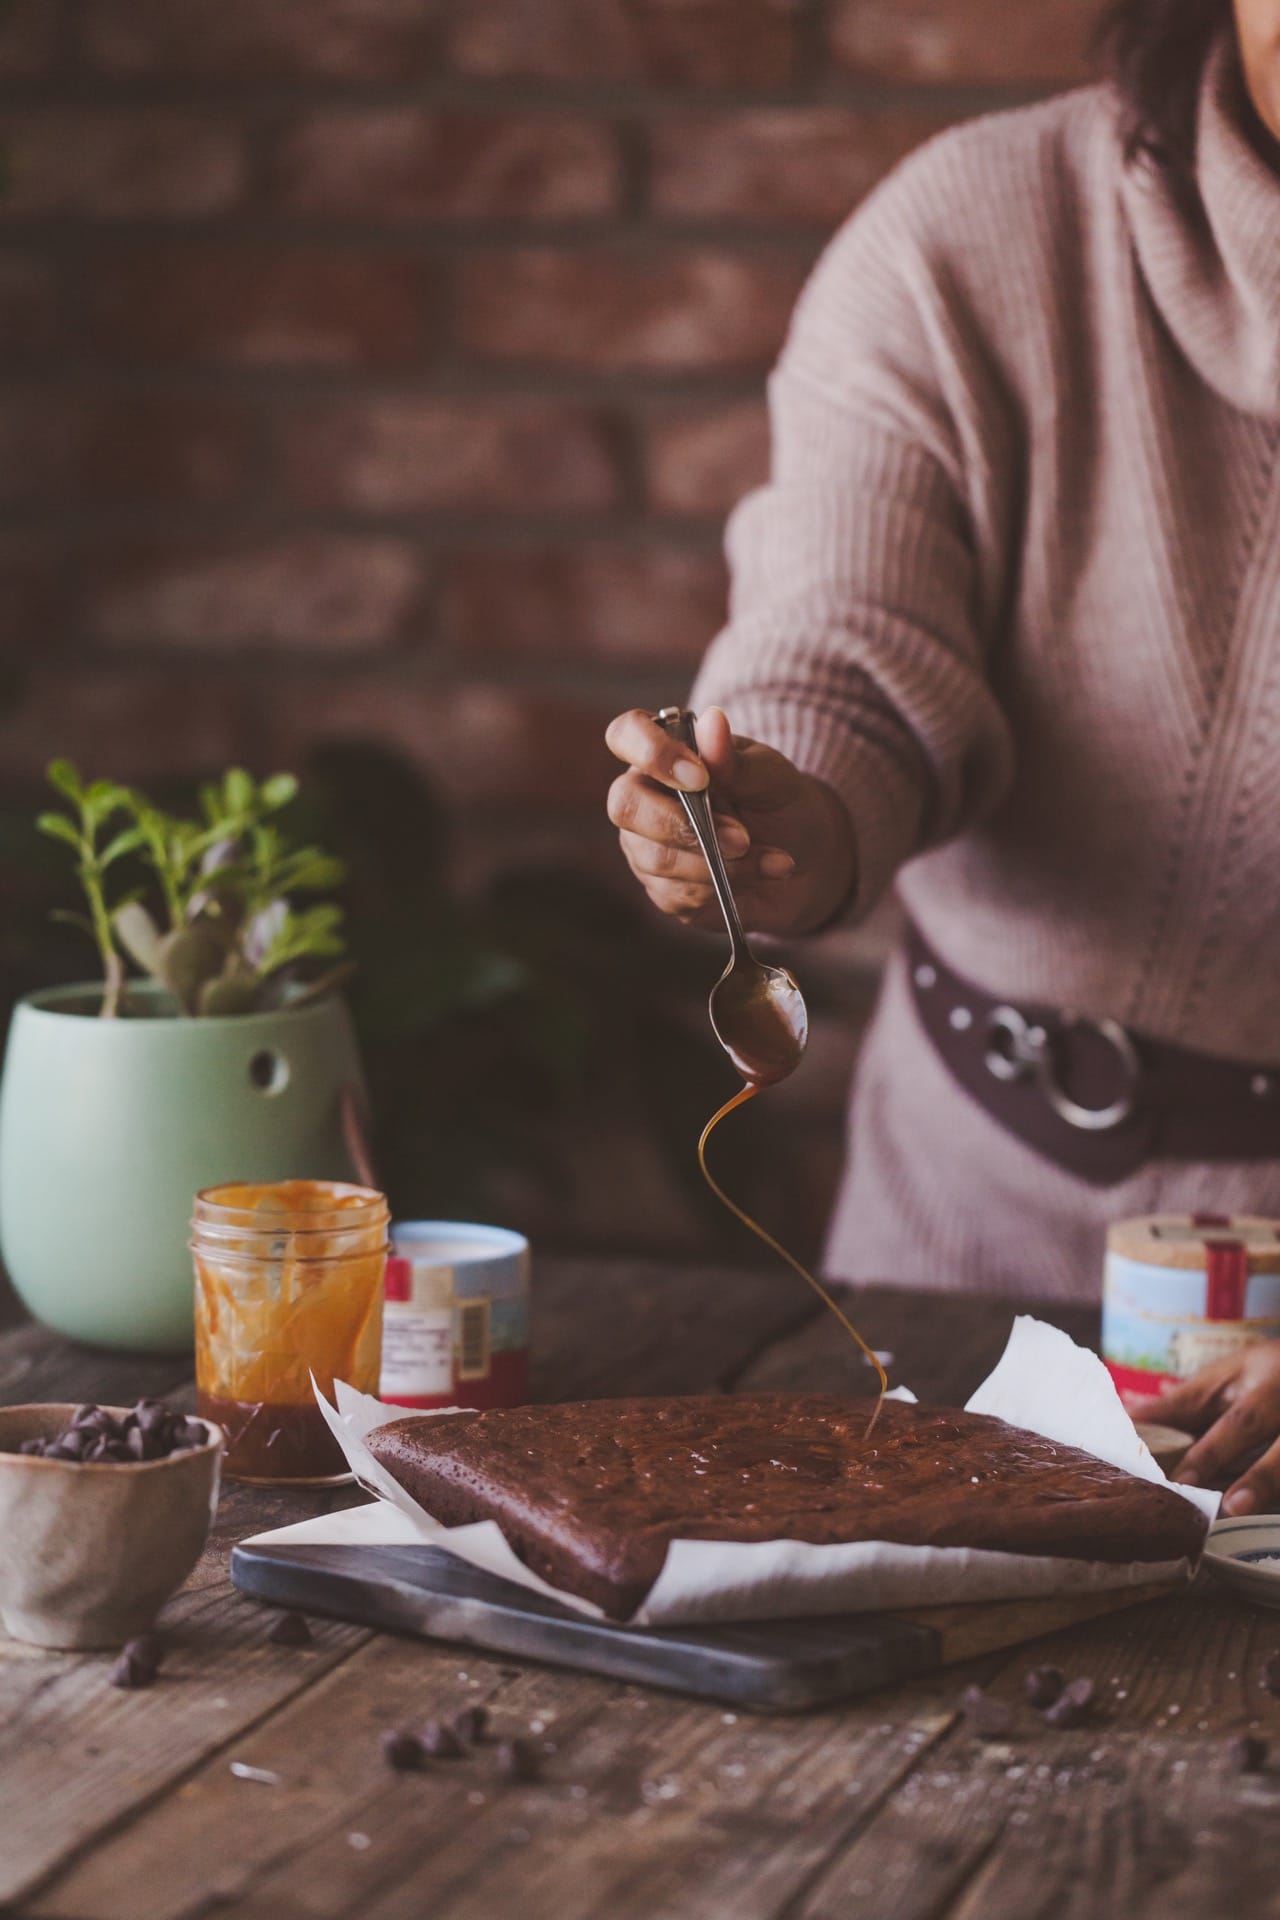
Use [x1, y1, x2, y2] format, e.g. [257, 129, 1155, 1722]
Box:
[655, 707, 752, 964]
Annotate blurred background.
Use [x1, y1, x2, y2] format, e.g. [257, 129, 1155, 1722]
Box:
[0, 0, 1099, 1264]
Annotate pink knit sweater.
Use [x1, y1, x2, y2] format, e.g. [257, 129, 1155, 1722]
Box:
[691, 37, 1280, 1302]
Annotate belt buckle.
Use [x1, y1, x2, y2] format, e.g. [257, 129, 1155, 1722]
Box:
[983, 1006, 1141, 1133]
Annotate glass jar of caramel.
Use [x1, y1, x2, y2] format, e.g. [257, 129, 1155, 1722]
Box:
[192, 1180, 388, 1484]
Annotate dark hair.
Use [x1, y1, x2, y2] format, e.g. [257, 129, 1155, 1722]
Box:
[1094, 0, 1232, 169]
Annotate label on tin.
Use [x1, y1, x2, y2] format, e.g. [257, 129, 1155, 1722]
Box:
[378, 1240, 530, 1407]
[1103, 1249, 1280, 1392]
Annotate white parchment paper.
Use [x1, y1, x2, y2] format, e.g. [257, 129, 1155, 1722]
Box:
[243, 1317, 1219, 1627]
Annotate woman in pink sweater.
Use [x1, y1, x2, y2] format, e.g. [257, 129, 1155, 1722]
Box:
[607, 0, 1280, 1514]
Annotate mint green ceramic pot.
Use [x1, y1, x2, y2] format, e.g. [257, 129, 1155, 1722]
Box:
[0, 985, 364, 1352]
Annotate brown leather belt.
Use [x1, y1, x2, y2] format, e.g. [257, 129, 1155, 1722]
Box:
[905, 924, 1280, 1185]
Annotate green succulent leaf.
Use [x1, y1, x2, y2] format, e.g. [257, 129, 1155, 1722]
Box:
[198, 971, 261, 1017]
[261, 773, 299, 811]
[113, 899, 164, 975]
[47, 759, 84, 803]
[99, 824, 149, 867]
[222, 768, 255, 816]
[36, 811, 82, 851]
[156, 925, 226, 1014]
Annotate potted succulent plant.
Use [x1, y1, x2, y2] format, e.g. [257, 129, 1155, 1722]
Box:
[0, 763, 365, 1352]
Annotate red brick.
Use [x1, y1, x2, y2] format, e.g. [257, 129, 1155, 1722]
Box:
[0, 533, 65, 653]
[0, 0, 61, 77]
[448, 0, 801, 87]
[829, 0, 1097, 86]
[0, 390, 253, 508]
[2, 113, 247, 220]
[645, 402, 769, 516]
[272, 112, 618, 223]
[0, 669, 253, 781]
[441, 544, 725, 663]
[0, 251, 61, 360]
[266, 677, 619, 810]
[276, 399, 619, 515]
[83, 536, 428, 652]
[81, 0, 437, 81]
[86, 246, 430, 368]
[650, 108, 950, 223]
[457, 247, 807, 372]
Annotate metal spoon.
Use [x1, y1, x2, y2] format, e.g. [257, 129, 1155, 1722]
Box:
[656, 707, 808, 1087]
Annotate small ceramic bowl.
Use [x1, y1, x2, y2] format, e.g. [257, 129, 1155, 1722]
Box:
[1133, 1422, 1195, 1474]
[1203, 1516, 1280, 1610]
[0, 1404, 223, 1649]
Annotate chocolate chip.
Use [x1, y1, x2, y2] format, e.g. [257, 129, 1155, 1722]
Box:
[453, 1706, 489, 1744]
[1227, 1733, 1268, 1774]
[961, 1684, 1012, 1739]
[1043, 1677, 1095, 1729]
[266, 1611, 313, 1648]
[382, 1730, 425, 1772]
[420, 1720, 464, 1758]
[1262, 1654, 1280, 1698]
[495, 1737, 539, 1782]
[123, 1633, 165, 1676]
[11, 1400, 205, 1468]
[109, 1650, 155, 1691]
[1024, 1665, 1065, 1709]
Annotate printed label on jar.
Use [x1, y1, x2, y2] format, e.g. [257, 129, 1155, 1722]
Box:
[379, 1228, 531, 1410]
[380, 1300, 454, 1400]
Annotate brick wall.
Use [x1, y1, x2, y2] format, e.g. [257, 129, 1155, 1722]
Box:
[0, 0, 1101, 1255]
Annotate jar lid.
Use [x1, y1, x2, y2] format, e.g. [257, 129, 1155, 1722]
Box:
[1107, 1213, 1280, 1272]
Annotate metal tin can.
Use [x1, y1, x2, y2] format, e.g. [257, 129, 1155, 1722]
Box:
[1103, 1213, 1280, 1396]
[379, 1221, 530, 1411]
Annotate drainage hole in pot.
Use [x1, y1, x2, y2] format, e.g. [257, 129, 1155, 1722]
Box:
[249, 1049, 289, 1095]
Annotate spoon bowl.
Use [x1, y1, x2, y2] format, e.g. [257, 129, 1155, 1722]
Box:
[709, 956, 808, 1087]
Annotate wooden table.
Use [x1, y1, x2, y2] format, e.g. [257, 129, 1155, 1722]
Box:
[3, 1259, 1279, 1920]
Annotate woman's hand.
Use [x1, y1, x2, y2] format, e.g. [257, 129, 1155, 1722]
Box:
[1124, 1343, 1280, 1515]
[605, 706, 857, 937]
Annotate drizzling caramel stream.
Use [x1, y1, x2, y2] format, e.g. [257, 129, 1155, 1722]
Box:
[698, 1085, 887, 1431]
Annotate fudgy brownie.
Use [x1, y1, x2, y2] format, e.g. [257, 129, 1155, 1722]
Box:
[366, 1394, 1208, 1619]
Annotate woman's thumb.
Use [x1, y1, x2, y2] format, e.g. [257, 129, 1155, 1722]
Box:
[695, 706, 737, 786]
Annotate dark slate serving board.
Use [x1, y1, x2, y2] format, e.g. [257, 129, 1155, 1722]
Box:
[231, 1538, 1176, 1713]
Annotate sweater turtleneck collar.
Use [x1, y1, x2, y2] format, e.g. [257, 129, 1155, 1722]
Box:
[1122, 31, 1280, 418]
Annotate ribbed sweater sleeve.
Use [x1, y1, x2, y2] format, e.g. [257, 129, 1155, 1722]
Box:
[690, 140, 1017, 920]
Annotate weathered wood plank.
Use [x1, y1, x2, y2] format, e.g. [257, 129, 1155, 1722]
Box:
[789, 1581, 1280, 1920]
[735, 1286, 1097, 1406]
[0, 1479, 370, 1910]
[23, 1633, 978, 1920]
[0, 1321, 191, 1409]
[530, 1255, 818, 1403]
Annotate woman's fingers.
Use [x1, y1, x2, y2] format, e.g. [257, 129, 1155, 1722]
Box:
[694, 706, 737, 786]
[1175, 1387, 1279, 1487]
[605, 708, 709, 790]
[1223, 1433, 1280, 1516]
[607, 772, 748, 857]
[1124, 1358, 1234, 1433]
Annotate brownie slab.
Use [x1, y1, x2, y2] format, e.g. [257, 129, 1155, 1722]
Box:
[366, 1394, 1208, 1620]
